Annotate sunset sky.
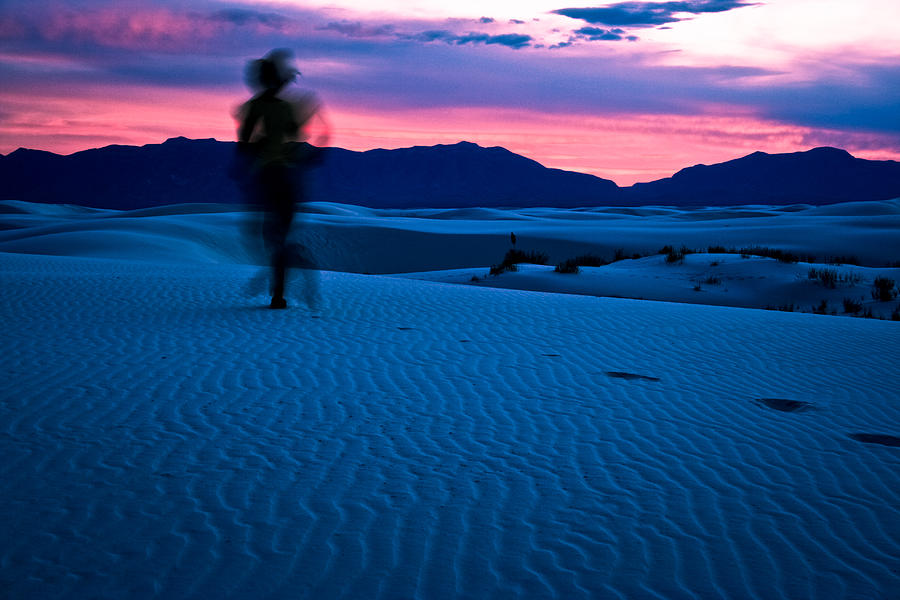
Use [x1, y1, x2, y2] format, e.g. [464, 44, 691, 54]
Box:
[1, 0, 898, 184]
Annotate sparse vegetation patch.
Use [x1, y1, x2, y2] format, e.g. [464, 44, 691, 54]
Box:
[660, 245, 691, 264]
[555, 259, 580, 274]
[808, 268, 862, 288]
[554, 253, 609, 274]
[872, 276, 897, 301]
[813, 299, 830, 314]
[504, 248, 548, 266]
[570, 254, 609, 267]
[842, 298, 863, 314]
[739, 246, 807, 264]
[491, 248, 548, 275]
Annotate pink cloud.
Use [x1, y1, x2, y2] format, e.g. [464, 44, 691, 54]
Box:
[2, 4, 297, 52]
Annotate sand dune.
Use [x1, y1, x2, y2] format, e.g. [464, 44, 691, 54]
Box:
[3, 199, 898, 316]
[400, 256, 900, 319]
[2, 251, 898, 598]
[1, 200, 899, 598]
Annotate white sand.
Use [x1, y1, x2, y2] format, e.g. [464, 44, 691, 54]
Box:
[1, 200, 899, 598]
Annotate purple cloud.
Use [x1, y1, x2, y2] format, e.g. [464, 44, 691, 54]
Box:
[319, 21, 397, 38]
[573, 26, 637, 41]
[207, 8, 289, 29]
[403, 30, 532, 49]
[554, 1, 757, 28]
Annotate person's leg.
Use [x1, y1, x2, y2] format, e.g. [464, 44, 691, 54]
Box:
[262, 165, 295, 307]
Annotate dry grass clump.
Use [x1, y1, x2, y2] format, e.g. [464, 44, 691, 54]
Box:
[554, 253, 610, 274]
[490, 248, 549, 275]
[872, 276, 897, 301]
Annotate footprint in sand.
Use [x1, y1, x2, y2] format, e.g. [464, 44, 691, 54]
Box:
[754, 398, 813, 412]
[606, 371, 661, 382]
[849, 433, 900, 447]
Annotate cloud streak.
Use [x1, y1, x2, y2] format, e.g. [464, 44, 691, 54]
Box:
[318, 21, 397, 38]
[554, 1, 757, 28]
[573, 26, 638, 41]
[401, 30, 532, 48]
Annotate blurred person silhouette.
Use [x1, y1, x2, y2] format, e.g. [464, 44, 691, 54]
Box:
[235, 48, 330, 309]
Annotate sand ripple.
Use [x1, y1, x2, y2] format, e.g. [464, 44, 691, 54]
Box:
[1, 253, 898, 598]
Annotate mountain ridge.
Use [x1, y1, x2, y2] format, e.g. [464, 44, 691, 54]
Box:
[1, 137, 898, 209]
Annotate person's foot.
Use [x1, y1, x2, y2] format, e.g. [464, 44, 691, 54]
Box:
[269, 297, 287, 309]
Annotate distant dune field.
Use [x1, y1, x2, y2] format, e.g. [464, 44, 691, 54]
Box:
[3, 198, 899, 317]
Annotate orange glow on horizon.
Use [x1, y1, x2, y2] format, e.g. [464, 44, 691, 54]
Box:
[2, 87, 898, 187]
[326, 105, 900, 185]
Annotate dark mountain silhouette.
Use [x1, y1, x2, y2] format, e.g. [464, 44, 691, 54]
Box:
[624, 146, 900, 206]
[0, 138, 239, 211]
[0, 137, 618, 210]
[308, 141, 619, 208]
[1, 137, 898, 209]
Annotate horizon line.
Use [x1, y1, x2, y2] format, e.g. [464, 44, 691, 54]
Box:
[1, 136, 876, 189]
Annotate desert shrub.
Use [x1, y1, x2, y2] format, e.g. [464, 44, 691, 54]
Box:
[491, 248, 547, 275]
[723, 245, 814, 262]
[808, 268, 837, 288]
[555, 259, 580, 274]
[665, 246, 690, 264]
[611, 248, 644, 262]
[702, 275, 721, 285]
[470, 275, 481, 282]
[709, 261, 720, 267]
[503, 248, 548, 266]
[813, 299, 829, 314]
[843, 297, 863, 314]
[892, 305, 900, 321]
[809, 268, 862, 288]
[554, 253, 612, 274]
[490, 262, 519, 275]
[872, 276, 897, 301]
[740, 246, 805, 264]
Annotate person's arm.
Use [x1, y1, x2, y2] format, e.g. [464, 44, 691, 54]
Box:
[237, 100, 260, 147]
[310, 108, 331, 149]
